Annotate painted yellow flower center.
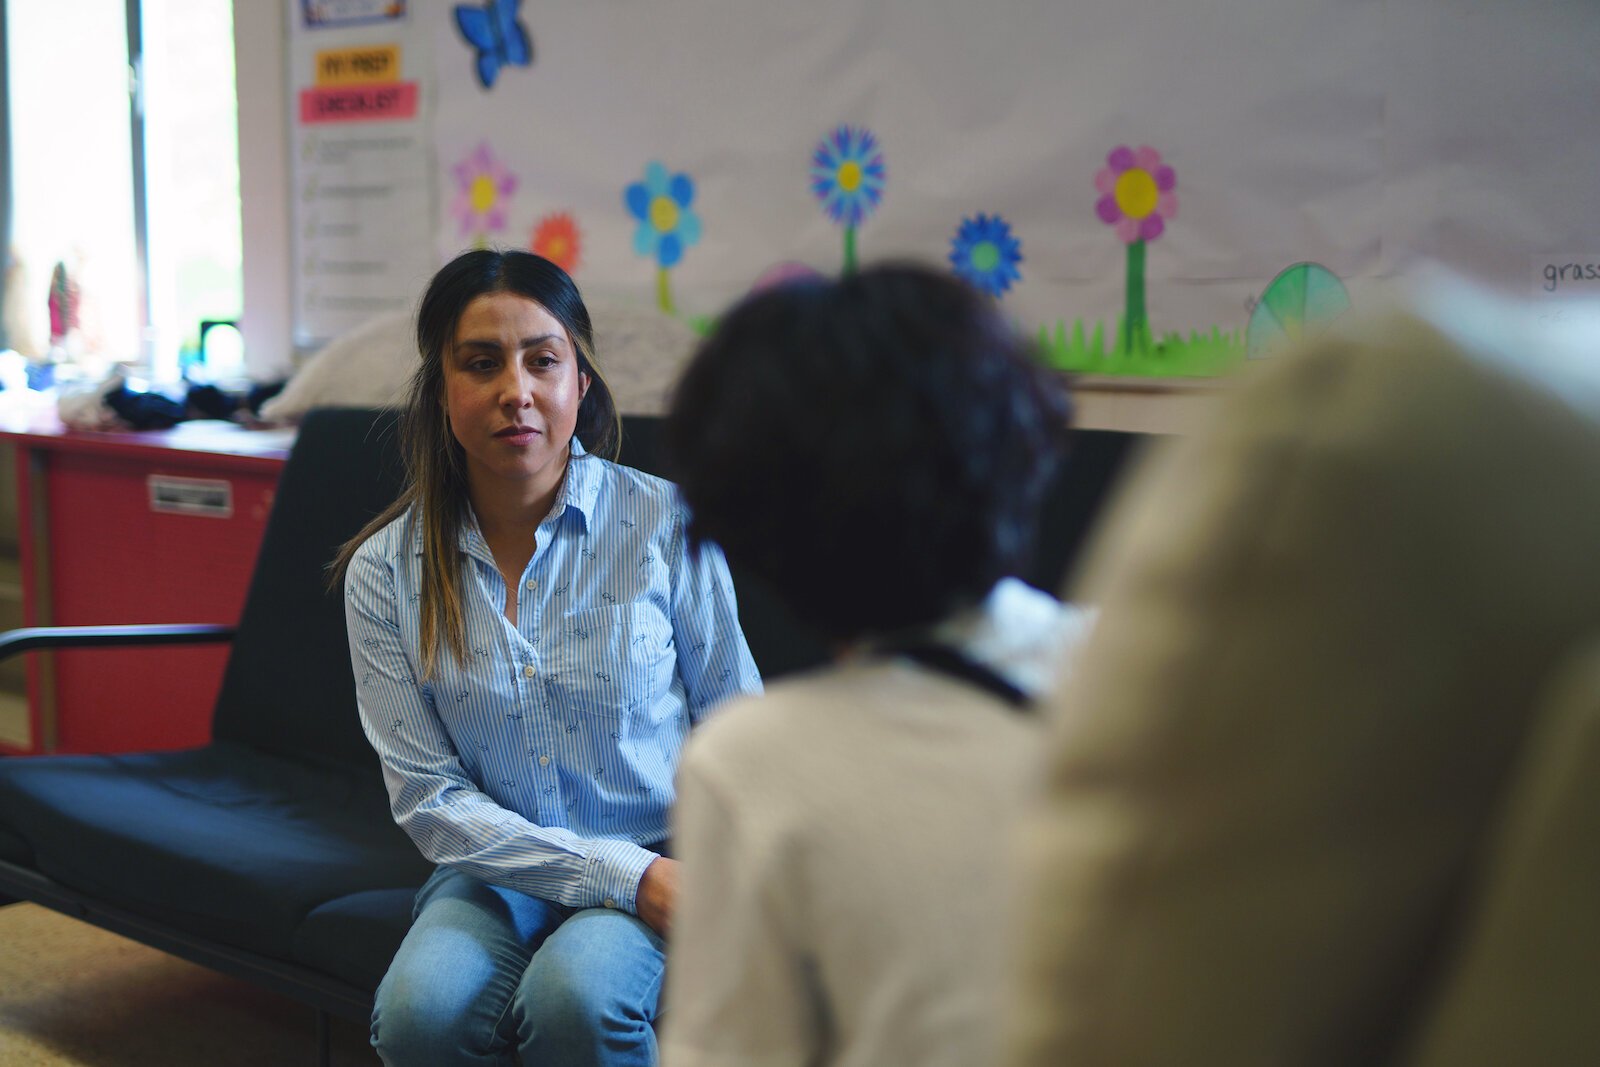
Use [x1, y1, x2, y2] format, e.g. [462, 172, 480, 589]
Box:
[545, 237, 569, 260]
[470, 175, 497, 214]
[837, 160, 863, 192]
[1114, 168, 1159, 220]
[649, 196, 680, 234]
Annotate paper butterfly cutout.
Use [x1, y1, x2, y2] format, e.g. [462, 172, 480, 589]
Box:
[454, 0, 533, 89]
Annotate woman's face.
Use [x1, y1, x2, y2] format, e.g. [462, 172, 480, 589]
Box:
[443, 291, 590, 506]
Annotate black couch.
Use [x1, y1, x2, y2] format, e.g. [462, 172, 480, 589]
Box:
[0, 407, 1140, 1061]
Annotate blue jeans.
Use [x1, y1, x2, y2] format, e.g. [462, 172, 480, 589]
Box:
[371, 866, 665, 1066]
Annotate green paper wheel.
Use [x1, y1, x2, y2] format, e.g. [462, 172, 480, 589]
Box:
[1247, 262, 1351, 359]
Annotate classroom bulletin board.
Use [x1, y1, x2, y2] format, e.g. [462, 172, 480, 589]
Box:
[285, 0, 1600, 373]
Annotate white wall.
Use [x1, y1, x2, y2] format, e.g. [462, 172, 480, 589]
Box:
[234, 0, 292, 379]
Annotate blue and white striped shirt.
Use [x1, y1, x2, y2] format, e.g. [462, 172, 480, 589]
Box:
[345, 440, 761, 914]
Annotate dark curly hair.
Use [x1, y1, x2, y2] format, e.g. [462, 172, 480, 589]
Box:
[665, 262, 1073, 643]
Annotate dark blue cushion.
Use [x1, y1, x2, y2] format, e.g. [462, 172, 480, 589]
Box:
[0, 741, 430, 958]
[0, 821, 31, 864]
[213, 409, 407, 765]
[293, 887, 417, 991]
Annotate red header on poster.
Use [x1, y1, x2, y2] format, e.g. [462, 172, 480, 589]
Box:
[299, 81, 418, 124]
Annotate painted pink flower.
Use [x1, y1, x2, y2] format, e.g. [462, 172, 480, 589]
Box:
[450, 141, 518, 240]
[1094, 145, 1177, 244]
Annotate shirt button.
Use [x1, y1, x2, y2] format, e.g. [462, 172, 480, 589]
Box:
[523, 665, 536, 678]
[538, 755, 550, 766]
[525, 579, 537, 590]
[603, 898, 617, 909]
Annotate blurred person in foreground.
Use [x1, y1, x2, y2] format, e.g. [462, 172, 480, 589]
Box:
[1005, 287, 1600, 1067]
[659, 263, 1089, 1066]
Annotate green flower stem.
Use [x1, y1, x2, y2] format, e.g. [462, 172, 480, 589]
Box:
[1123, 238, 1147, 353]
[656, 267, 675, 316]
[843, 226, 858, 276]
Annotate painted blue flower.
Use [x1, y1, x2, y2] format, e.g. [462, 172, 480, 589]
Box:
[810, 126, 886, 228]
[949, 213, 1023, 297]
[624, 162, 701, 268]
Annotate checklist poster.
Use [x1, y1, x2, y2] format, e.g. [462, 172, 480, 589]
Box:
[287, 11, 435, 346]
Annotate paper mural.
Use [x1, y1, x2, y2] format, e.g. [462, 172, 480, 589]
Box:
[450, 141, 517, 247]
[950, 214, 1023, 298]
[453, 0, 532, 89]
[1247, 263, 1352, 359]
[624, 163, 701, 315]
[402, 0, 1600, 378]
[810, 126, 886, 276]
[531, 212, 582, 274]
[1096, 146, 1177, 348]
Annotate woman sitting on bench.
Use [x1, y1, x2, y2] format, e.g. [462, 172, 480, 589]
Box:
[334, 249, 761, 1067]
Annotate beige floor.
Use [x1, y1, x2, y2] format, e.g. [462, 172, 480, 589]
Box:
[0, 901, 379, 1066]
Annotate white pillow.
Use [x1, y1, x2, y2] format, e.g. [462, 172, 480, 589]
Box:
[258, 312, 414, 423]
[587, 297, 702, 416]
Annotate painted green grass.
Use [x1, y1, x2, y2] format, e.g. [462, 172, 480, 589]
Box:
[683, 312, 1244, 377]
[1036, 318, 1246, 378]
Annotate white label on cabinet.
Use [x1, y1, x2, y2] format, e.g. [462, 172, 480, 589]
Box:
[148, 476, 234, 518]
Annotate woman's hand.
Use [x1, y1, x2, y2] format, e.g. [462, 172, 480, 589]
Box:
[636, 856, 680, 937]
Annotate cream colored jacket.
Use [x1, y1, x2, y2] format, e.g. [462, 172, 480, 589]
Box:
[1007, 299, 1600, 1067]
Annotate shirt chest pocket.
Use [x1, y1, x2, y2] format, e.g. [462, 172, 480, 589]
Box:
[550, 603, 674, 718]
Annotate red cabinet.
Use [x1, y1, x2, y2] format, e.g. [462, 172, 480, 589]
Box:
[0, 418, 291, 754]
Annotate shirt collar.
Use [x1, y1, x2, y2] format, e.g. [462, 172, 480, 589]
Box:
[926, 578, 1085, 699]
[861, 578, 1082, 700]
[413, 437, 601, 559]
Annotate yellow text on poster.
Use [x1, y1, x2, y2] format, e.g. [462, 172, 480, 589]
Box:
[315, 45, 402, 86]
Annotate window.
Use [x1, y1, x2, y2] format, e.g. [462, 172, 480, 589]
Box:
[2, 0, 241, 384]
